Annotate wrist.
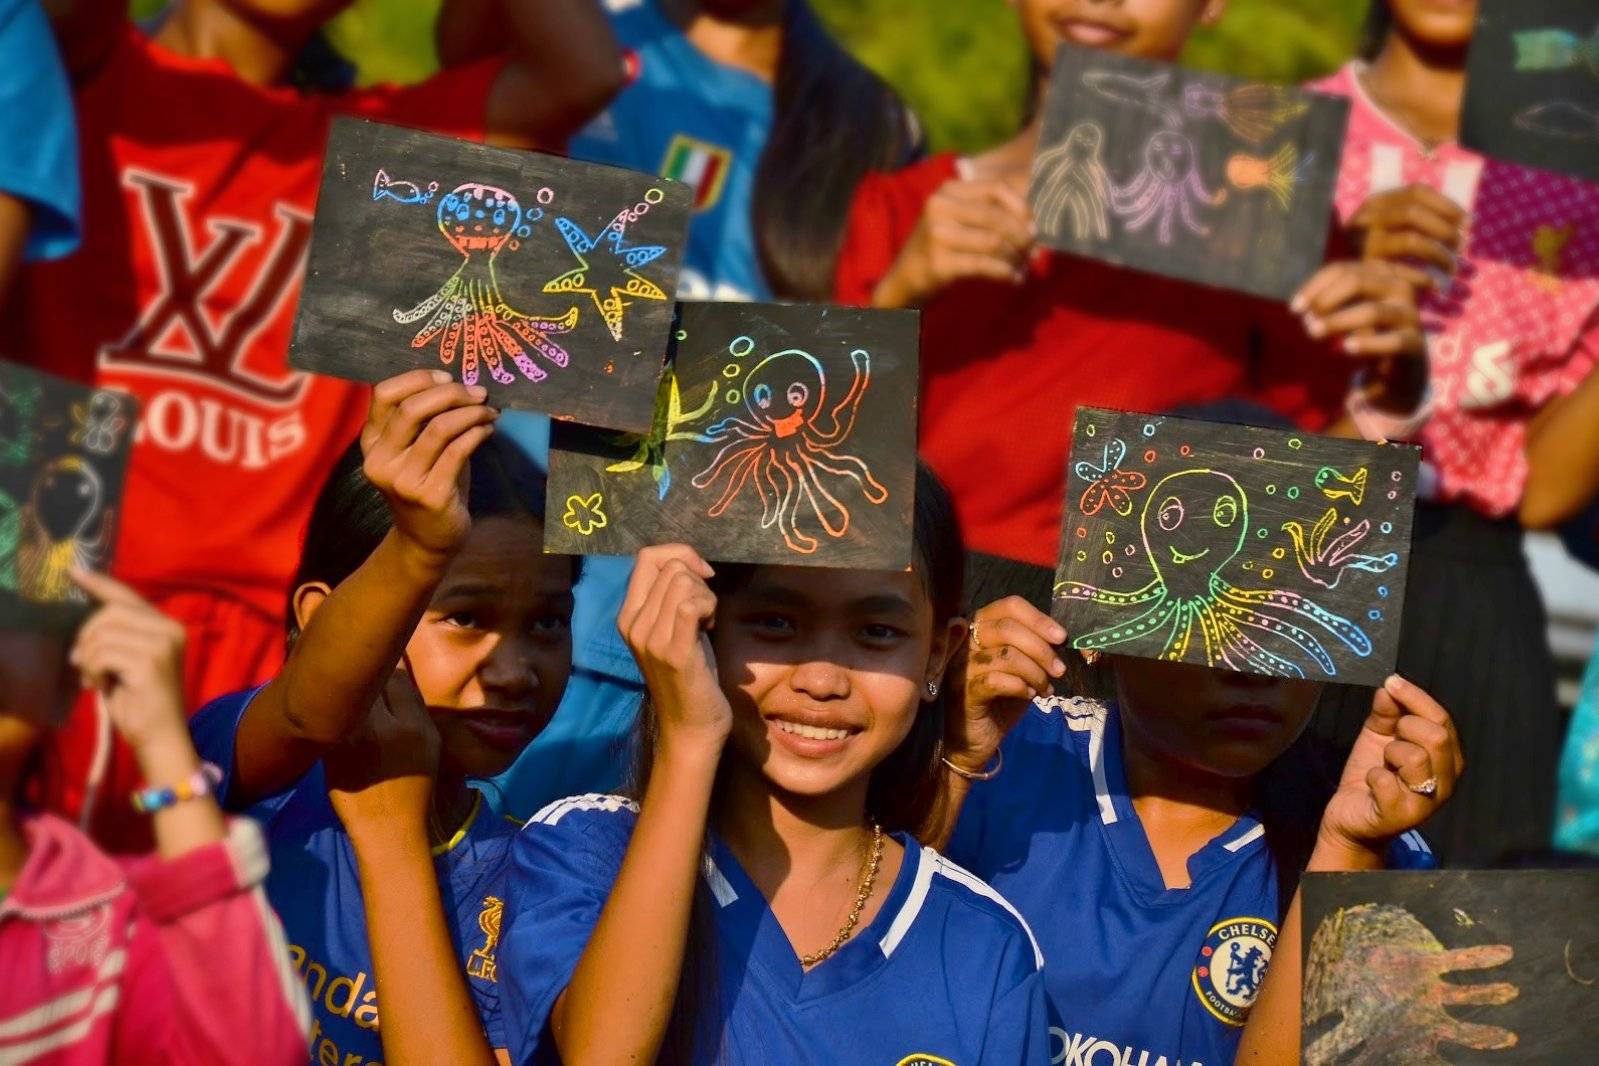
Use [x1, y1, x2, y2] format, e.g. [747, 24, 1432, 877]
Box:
[384, 528, 456, 584]
[653, 729, 726, 777]
[132, 730, 203, 789]
[872, 261, 925, 309]
[1309, 825, 1388, 872]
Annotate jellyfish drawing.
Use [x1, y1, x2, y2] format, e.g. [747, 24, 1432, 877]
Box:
[1183, 83, 1309, 143]
[542, 210, 669, 343]
[1282, 508, 1398, 591]
[689, 347, 887, 554]
[16, 456, 111, 602]
[1225, 144, 1312, 211]
[1055, 469, 1372, 678]
[1033, 122, 1112, 241]
[391, 182, 577, 388]
[1111, 130, 1226, 244]
[1305, 904, 1519, 1066]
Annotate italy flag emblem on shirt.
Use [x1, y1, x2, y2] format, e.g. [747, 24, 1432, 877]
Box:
[662, 134, 732, 212]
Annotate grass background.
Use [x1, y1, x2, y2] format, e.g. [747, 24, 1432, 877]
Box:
[254, 0, 1376, 153]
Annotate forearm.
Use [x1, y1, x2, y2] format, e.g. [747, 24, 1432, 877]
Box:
[552, 740, 721, 1064]
[1236, 834, 1383, 1064]
[0, 194, 26, 305]
[351, 828, 499, 1066]
[469, 0, 623, 147]
[1520, 367, 1599, 528]
[138, 732, 227, 862]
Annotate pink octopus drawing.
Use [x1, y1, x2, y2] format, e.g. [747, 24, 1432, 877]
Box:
[393, 182, 576, 387]
[1112, 130, 1227, 244]
[690, 347, 886, 554]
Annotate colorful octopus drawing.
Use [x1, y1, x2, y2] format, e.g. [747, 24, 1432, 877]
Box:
[389, 181, 577, 387]
[1111, 130, 1227, 243]
[690, 346, 886, 554]
[1055, 467, 1372, 678]
[1033, 122, 1112, 241]
[17, 456, 111, 603]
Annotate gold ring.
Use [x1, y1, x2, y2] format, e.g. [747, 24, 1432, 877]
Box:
[969, 620, 983, 652]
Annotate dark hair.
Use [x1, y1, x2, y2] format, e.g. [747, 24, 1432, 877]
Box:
[753, 0, 921, 300]
[629, 461, 963, 1064]
[286, 432, 569, 643]
[1361, 0, 1393, 61]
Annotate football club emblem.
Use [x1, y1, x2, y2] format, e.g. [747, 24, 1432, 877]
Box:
[895, 1056, 956, 1066]
[662, 135, 733, 213]
[1192, 915, 1278, 1026]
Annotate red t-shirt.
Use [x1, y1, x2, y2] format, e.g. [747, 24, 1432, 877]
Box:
[12, 26, 506, 621]
[835, 153, 1349, 568]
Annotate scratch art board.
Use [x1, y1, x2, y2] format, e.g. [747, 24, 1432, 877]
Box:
[0, 361, 136, 626]
[1030, 44, 1349, 301]
[1462, 0, 1599, 182]
[290, 117, 693, 433]
[1302, 871, 1599, 1064]
[1050, 409, 1419, 687]
[544, 301, 918, 569]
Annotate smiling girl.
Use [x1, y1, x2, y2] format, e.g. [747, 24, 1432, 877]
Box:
[185, 369, 578, 1065]
[497, 468, 1048, 1064]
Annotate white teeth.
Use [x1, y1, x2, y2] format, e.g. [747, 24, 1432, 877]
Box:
[774, 720, 850, 742]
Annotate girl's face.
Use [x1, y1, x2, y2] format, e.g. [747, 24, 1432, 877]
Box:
[1111, 656, 1320, 779]
[404, 516, 575, 779]
[713, 565, 954, 801]
[1014, 0, 1227, 65]
[1385, 0, 1477, 52]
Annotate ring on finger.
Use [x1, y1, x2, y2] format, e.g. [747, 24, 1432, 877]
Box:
[1405, 776, 1439, 797]
[969, 620, 982, 652]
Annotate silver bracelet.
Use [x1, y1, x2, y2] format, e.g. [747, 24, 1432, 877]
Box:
[942, 749, 1003, 782]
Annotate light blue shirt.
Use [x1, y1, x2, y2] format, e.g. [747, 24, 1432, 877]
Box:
[1, 0, 80, 260]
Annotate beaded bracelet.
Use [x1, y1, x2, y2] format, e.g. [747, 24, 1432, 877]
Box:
[131, 763, 223, 814]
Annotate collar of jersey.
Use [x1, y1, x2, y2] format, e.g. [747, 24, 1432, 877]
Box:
[1094, 704, 1266, 908]
[702, 828, 926, 1002]
[430, 790, 485, 857]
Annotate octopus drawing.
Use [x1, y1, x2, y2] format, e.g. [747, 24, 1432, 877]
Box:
[1112, 130, 1226, 243]
[689, 347, 886, 554]
[1305, 904, 1519, 1065]
[1055, 469, 1373, 678]
[391, 181, 577, 387]
[1033, 122, 1112, 241]
[17, 457, 111, 603]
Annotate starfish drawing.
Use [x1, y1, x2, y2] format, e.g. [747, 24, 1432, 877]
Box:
[542, 212, 669, 342]
[605, 370, 719, 499]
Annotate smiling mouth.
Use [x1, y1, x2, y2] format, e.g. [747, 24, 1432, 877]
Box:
[773, 719, 856, 742]
[1055, 17, 1132, 48]
[1169, 545, 1211, 564]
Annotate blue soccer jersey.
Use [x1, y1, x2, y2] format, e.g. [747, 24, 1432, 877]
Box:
[568, 0, 773, 302]
[191, 686, 515, 1065]
[948, 696, 1436, 1066]
[499, 794, 1052, 1065]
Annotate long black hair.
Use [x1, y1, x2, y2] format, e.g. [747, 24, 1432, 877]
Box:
[1361, 0, 1394, 61]
[752, 0, 921, 300]
[287, 432, 568, 644]
[629, 461, 964, 1064]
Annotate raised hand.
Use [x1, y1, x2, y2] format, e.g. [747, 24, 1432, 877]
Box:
[1347, 184, 1466, 282]
[69, 567, 189, 755]
[872, 176, 1033, 308]
[953, 596, 1067, 774]
[360, 369, 499, 564]
[616, 544, 729, 755]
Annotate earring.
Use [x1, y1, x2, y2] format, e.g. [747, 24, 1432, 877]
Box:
[926, 681, 940, 698]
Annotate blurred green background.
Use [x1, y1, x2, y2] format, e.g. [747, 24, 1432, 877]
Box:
[136, 0, 1374, 153]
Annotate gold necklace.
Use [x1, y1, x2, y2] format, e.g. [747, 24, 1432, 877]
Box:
[799, 820, 885, 968]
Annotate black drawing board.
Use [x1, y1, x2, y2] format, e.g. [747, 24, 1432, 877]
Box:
[1302, 871, 1599, 1063]
[1050, 408, 1419, 687]
[1030, 43, 1349, 301]
[544, 301, 918, 570]
[290, 117, 693, 433]
[0, 361, 136, 626]
[1462, 0, 1599, 182]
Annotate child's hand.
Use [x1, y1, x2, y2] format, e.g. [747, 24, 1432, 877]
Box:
[360, 369, 499, 565]
[1291, 260, 1427, 360]
[872, 176, 1033, 308]
[1347, 184, 1466, 281]
[69, 568, 189, 758]
[951, 597, 1067, 774]
[617, 545, 729, 757]
[326, 670, 440, 841]
[1318, 674, 1464, 860]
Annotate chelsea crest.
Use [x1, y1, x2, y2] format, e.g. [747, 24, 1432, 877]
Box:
[1192, 916, 1278, 1026]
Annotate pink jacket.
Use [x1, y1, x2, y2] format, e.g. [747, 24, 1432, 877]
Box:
[0, 813, 310, 1065]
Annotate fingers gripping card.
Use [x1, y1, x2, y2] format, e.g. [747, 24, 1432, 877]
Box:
[290, 117, 692, 433]
[545, 302, 919, 569]
[1462, 0, 1599, 182]
[1050, 409, 1419, 687]
[1302, 871, 1599, 1063]
[0, 361, 136, 624]
[1030, 44, 1349, 301]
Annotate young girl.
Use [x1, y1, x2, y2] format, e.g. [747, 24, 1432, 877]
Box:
[494, 469, 1049, 1063]
[1308, 0, 1599, 864]
[834, 0, 1430, 609]
[937, 594, 1460, 1066]
[0, 571, 308, 1063]
[184, 370, 578, 1065]
[22, 0, 620, 850]
[462, 0, 922, 818]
